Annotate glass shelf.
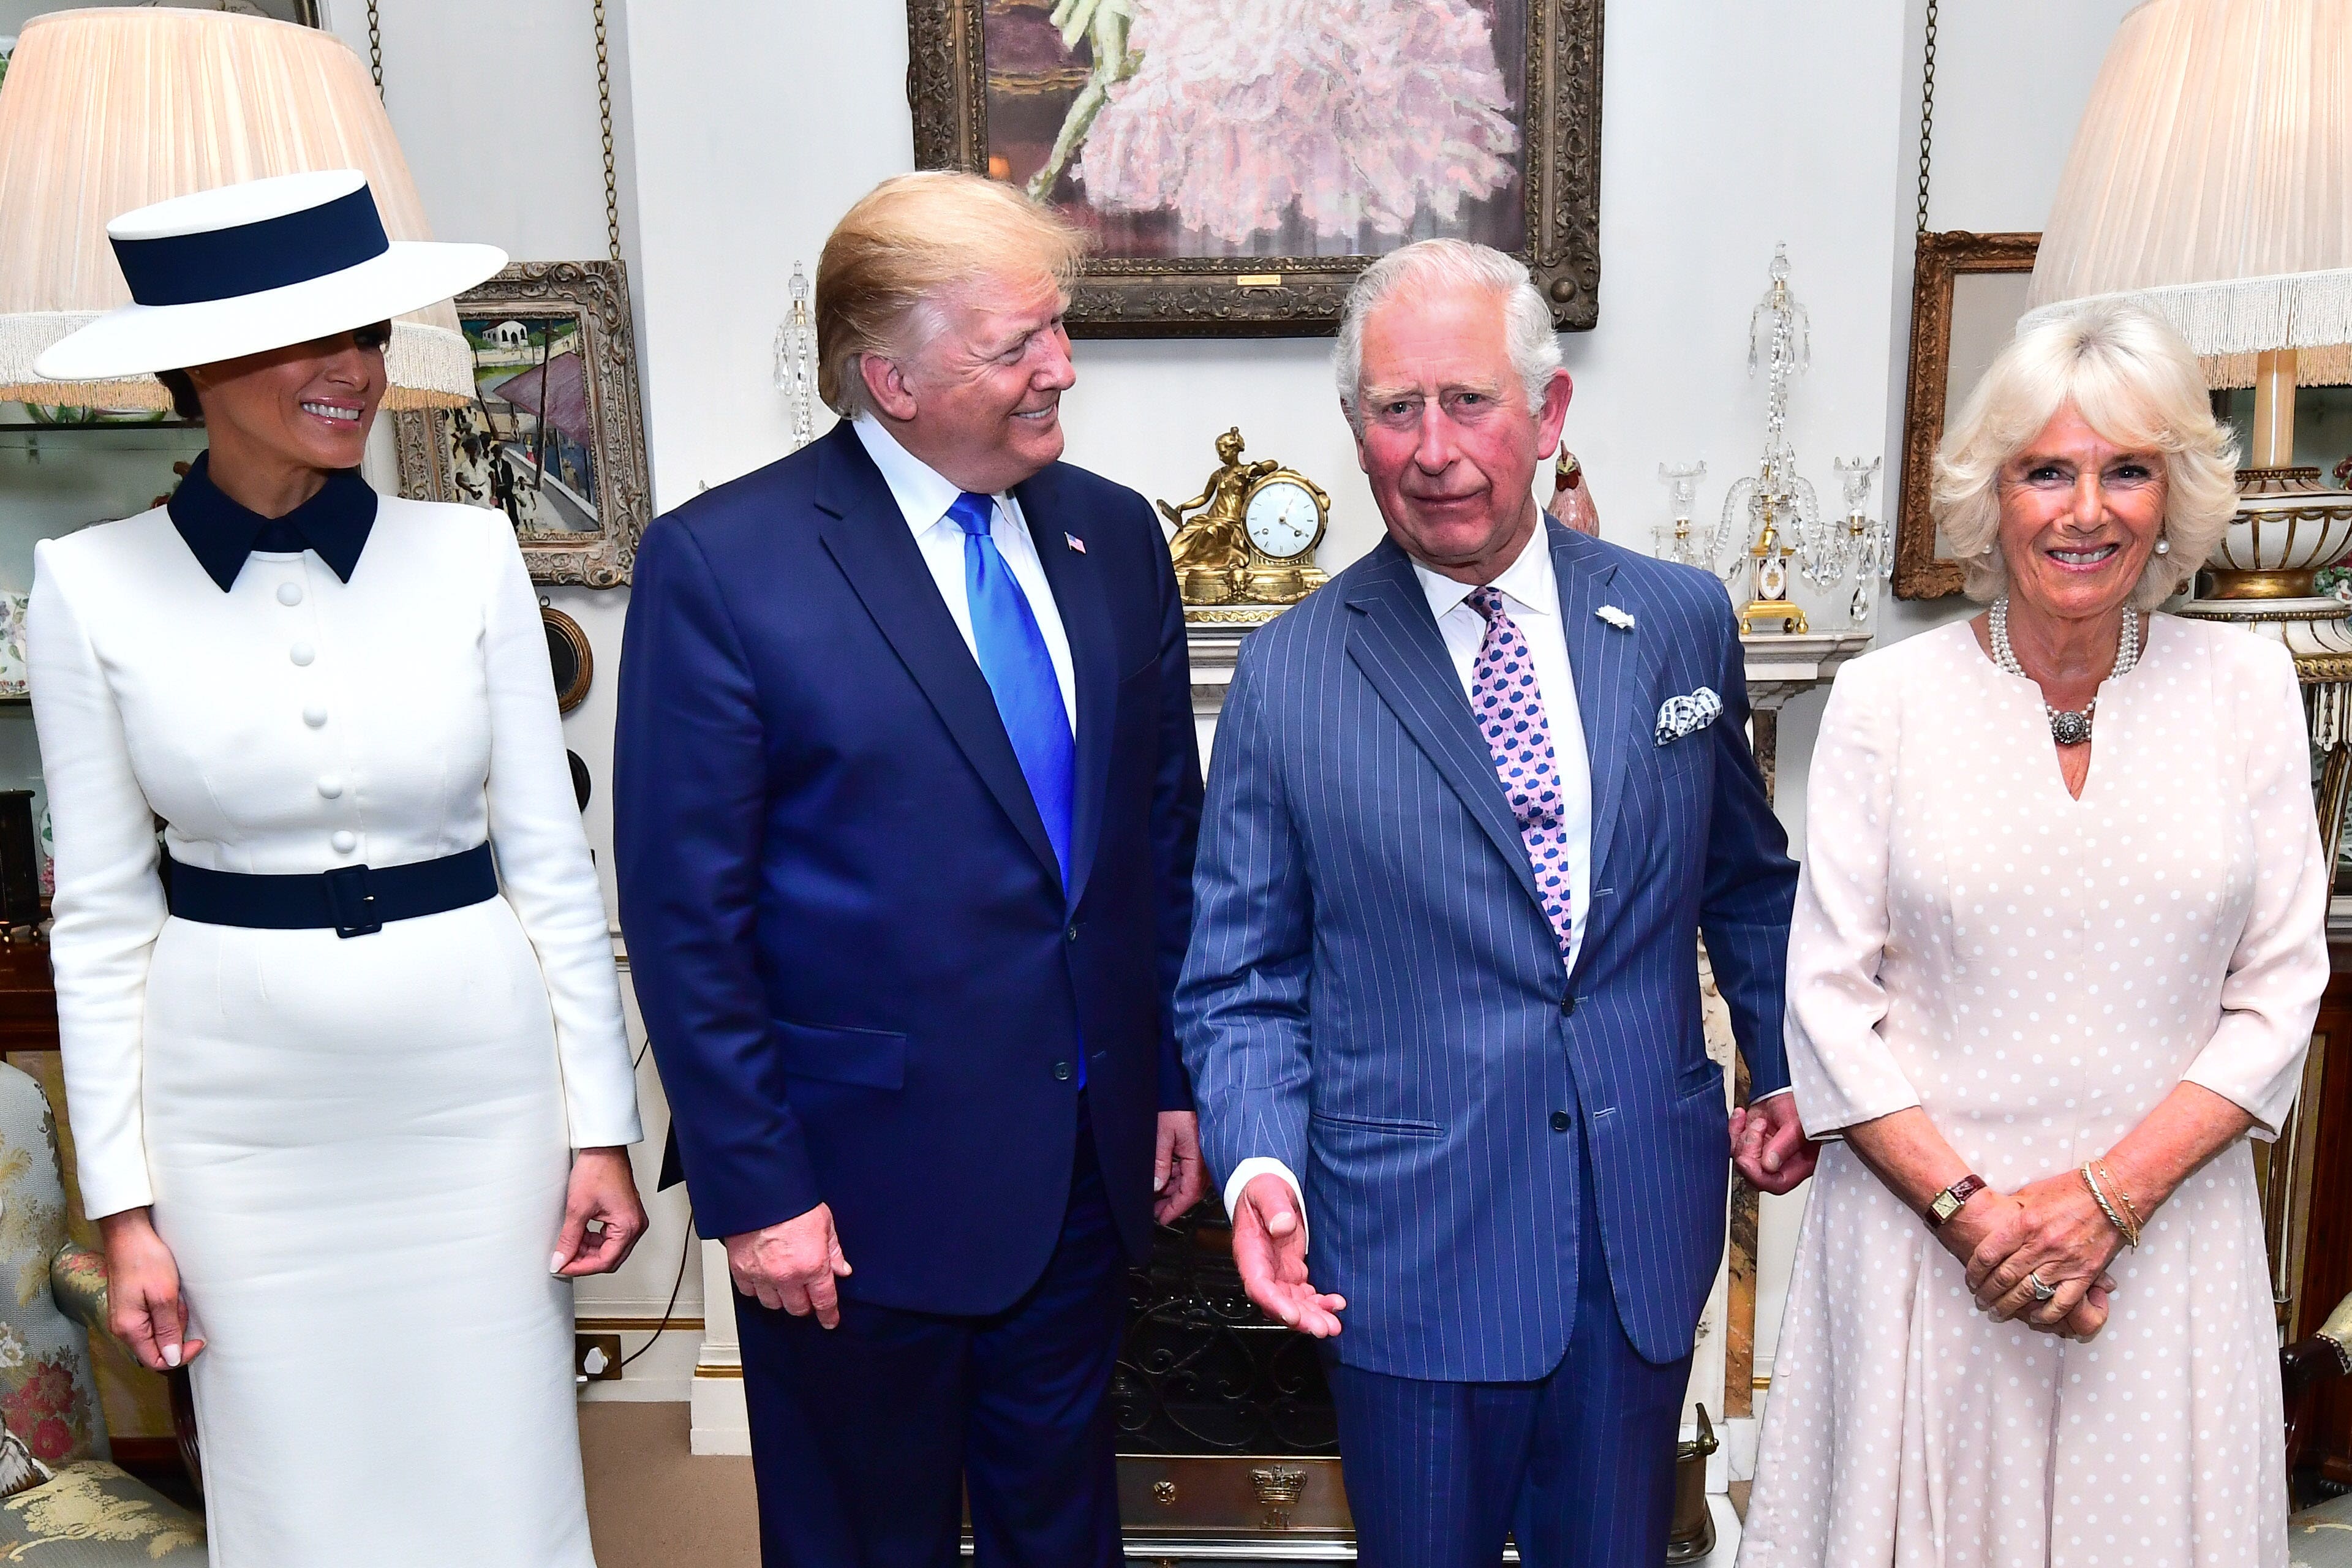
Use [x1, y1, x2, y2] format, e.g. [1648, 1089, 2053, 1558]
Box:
[0, 405, 211, 845]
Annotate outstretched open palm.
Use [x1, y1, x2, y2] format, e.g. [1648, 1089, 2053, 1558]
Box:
[1231, 1174, 1346, 1338]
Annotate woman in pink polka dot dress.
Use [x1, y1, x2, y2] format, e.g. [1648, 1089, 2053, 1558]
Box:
[1741, 304, 2328, 1567]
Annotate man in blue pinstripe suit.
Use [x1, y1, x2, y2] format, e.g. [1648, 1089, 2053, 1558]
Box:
[1177, 240, 1818, 1566]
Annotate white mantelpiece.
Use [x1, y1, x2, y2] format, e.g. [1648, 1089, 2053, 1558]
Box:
[1191, 620, 1869, 770]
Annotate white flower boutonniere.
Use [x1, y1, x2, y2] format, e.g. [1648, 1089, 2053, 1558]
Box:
[1596, 605, 1636, 631]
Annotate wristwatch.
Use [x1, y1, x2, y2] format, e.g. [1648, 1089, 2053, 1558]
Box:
[1923, 1174, 1987, 1230]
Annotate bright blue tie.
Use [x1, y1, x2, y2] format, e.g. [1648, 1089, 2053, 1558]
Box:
[948, 492, 1075, 886]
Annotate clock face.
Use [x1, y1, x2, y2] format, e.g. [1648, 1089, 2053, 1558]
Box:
[1245, 478, 1322, 561]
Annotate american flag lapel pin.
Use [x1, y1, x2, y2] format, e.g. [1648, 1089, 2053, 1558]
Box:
[1065, 533, 1086, 554]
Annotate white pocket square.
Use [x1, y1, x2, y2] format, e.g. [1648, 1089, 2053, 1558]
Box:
[1655, 687, 1723, 745]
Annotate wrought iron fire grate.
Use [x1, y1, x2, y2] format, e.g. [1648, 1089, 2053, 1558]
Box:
[1112, 1199, 1340, 1456]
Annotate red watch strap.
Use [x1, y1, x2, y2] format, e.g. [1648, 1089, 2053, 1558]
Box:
[1924, 1174, 1987, 1229]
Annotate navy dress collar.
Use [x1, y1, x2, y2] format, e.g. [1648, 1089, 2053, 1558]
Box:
[167, 450, 379, 592]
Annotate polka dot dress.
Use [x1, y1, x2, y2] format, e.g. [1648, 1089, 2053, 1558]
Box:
[1740, 616, 2329, 1568]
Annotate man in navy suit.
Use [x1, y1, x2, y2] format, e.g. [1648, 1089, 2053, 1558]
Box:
[616, 172, 1205, 1566]
[1177, 240, 1818, 1566]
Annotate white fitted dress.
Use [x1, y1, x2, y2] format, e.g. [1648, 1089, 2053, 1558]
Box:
[1741, 616, 2328, 1568]
[29, 492, 642, 1567]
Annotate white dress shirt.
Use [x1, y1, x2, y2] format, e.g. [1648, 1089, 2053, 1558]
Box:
[1225, 522, 1597, 1233]
[854, 417, 1077, 735]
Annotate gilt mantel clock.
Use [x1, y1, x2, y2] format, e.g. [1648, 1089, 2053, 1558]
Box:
[1159, 428, 1330, 626]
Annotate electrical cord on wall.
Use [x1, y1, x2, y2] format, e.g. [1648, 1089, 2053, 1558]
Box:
[618, 1220, 693, 1370]
[614, 1015, 677, 1369]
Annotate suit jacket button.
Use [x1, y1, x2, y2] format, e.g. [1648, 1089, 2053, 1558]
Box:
[1052, 1061, 1073, 1081]
[1550, 1111, 1571, 1133]
[1066, 925, 1079, 943]
[1559, 995, 1577, 1017]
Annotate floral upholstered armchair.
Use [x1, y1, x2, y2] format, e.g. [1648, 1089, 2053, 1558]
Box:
[0, 1061, 203, 1562]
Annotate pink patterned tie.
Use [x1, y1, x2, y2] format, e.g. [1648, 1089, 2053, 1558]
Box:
[1466, 586, 1573, 966]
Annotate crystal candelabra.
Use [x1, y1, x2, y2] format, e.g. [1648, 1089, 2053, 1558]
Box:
[1719, 246, 1837, 600]
[1833, 456, 1892, 627]
[773, 261, 818, 452]
[1654, 461, 1721, 568]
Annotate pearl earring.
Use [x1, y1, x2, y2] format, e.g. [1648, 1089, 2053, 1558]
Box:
[2155, 537, 2172, 556]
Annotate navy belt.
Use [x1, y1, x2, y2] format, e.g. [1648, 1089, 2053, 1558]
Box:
[164, 844, 497, 939]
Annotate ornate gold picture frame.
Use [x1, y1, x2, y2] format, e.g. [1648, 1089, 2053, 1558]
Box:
[1893, 231, 2040, 600]
[391, 262, 650, 587]
[910, 0, 1604, 335]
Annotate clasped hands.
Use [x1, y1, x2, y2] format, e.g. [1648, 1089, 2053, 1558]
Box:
[1942, 1172, 2123, 1340]
[1732, 1092, 2124, 1338]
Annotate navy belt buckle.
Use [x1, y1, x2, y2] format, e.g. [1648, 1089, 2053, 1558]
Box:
[325, 864, 381, 938]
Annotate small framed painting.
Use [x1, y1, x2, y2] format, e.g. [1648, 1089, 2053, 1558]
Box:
[1893, 231, 2040, 600]
[391, 262, 650, 588]
[910, 0, 1603, 336]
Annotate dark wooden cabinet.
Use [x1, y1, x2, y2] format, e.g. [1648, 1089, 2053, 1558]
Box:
[0, 940, 58, 1052]
[2283, 970, 2352, 1493]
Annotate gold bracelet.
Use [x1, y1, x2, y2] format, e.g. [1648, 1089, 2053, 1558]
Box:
[2079, 1161, 2139, 1248]
[2095, 1158, 2147, 1234]
[2081, 1163, 2134, 1246]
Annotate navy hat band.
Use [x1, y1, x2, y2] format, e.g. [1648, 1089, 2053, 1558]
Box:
[110, 183, 390, 309]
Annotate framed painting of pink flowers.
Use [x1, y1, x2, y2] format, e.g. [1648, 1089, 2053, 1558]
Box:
[910, 0, 1602, 335]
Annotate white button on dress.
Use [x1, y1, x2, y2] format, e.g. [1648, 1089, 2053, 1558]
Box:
[316, 775, 343, 800]
[330, 831, 356, 854]
[303, 705, 328, 728]
[276, 582, 303, 606]
[288, 642, 315, 666]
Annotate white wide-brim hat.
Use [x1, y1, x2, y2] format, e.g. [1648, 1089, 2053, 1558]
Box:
[34, 169, 506, 381]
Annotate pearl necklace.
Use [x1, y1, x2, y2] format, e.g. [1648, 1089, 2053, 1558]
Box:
[1989, 597, 2141, 747]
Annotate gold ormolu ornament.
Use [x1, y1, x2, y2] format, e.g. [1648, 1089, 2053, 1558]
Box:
[1159, 427, 1330, 619]
[1738, 496, 1808, 636]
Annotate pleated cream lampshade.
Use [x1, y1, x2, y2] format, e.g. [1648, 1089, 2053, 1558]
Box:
[0, 7, 475, 410]
[2021, 0, 2352, 391]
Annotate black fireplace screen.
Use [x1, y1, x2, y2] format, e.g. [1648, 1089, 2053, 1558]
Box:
[1112, 1199, 1340, 1456]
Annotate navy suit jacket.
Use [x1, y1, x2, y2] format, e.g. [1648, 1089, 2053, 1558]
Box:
[616, 421, 1202, 1316]
[1177, 521, 1796, 1381]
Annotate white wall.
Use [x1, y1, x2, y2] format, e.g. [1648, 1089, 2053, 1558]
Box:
[280, 0, 2136, 1404]
[314, 0, 695, 1394]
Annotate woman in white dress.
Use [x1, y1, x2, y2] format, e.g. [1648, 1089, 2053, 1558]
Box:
[28, 172, 645, 1564]
[1741, 302, 2328, 1566]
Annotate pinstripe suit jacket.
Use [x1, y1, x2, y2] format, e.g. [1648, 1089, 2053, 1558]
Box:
[1177, 520, 1796, 1380]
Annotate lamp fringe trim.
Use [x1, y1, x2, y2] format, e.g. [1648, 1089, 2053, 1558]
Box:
[2021, 270, 2352, 390]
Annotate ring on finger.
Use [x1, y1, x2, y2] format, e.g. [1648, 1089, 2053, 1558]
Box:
[2026, 1270, 2057, 1302]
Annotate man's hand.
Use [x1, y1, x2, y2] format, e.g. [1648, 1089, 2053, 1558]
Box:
[725, 1204, 853, 1329]
[1154, 1111, 1207, 1224]
[1730, 1093, 1819, 1194]
[1231, 1174, 1345, 1338]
